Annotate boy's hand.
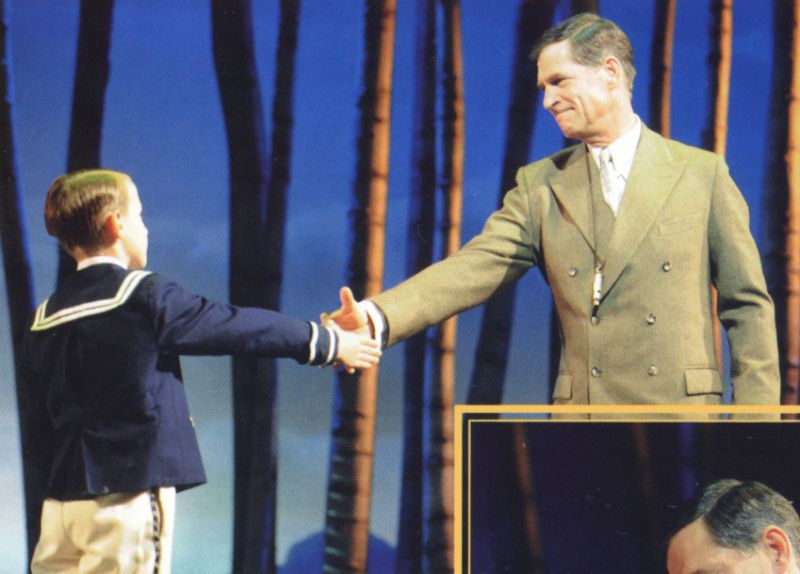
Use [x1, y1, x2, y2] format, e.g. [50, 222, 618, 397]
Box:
[331, 323, 381, 373]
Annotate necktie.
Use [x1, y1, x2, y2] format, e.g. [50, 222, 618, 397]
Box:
[598, 148, 624, 216]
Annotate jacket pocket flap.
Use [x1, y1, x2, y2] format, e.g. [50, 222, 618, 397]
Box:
[684, 368, 723, 395]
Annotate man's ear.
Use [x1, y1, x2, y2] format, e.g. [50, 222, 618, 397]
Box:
[603, 55, 623, 90]
[762, 526, 794, 573]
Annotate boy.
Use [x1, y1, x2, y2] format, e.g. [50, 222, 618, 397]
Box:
[19, 169, 381, 573]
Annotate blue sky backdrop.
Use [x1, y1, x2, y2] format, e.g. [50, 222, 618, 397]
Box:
[0, 0, 775, 571]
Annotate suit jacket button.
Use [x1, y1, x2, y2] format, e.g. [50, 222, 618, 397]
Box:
[662, 261, 672, 272]
[646, 313, 656, 325]
[591, 366, 602, 377]
[568, 267, 578, 277]
[189, 416, 196, 428]
[648, 365, 658, 376]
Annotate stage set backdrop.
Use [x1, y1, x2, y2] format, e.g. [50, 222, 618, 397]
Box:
[0, 0, 787, 572]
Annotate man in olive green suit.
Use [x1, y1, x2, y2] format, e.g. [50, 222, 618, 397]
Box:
[330, 13, 779, 407]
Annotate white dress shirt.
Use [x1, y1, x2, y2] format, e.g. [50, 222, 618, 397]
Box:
[77, 255, 128, 271]
[587, 116, 642, 215]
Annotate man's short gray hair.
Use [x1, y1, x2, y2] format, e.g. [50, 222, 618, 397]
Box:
[667, 479, 800, 566]
[531, 12, 636, 94]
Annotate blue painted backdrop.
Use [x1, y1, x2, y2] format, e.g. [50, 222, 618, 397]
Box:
[0, 0, 777, 571]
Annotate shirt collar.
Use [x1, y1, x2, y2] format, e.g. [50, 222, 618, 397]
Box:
[587, 115, 642, 179]
[76, 255, 128, 271]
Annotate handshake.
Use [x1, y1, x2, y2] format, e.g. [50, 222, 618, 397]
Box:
[321, 286, 381, 373]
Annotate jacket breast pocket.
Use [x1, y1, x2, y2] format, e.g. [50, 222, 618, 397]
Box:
[684, 368, 724, 396]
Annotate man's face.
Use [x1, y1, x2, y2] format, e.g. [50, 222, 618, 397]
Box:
[667, 519, 775, 574]
[536, 40, 616, 145]
[119, 180, 149, 270]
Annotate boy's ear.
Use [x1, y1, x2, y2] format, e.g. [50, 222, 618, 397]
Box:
[103, 209, 124, 241]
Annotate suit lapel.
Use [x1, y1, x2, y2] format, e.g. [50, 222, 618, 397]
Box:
[548, 144, 594, 249]
[601, 127, 686, 295]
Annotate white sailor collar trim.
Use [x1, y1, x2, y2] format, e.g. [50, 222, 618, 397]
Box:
[30, 270, 153, 331]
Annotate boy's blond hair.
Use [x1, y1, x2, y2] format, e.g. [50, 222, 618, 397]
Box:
[45, 169, 132, 252]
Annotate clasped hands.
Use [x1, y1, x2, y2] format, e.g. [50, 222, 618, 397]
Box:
[321, 287, 379, 374]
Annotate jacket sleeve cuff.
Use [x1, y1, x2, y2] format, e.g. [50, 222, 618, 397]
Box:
[361, 300, 388, 349]
[307, 322, 338, 366]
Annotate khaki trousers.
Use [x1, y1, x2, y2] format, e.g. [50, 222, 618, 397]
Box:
[31, 487, 176, 574]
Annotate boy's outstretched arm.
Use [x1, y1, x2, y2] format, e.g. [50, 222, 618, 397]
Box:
[331, 324, 381, 373]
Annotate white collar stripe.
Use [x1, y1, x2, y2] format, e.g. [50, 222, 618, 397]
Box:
[31, 270, 152, 331]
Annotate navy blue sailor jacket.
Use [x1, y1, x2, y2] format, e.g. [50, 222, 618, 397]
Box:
[19, 263, 337, 501]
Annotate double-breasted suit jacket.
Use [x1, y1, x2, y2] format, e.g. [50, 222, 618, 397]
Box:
[20, 263, 337, 501]
[370, 126, 779, 406]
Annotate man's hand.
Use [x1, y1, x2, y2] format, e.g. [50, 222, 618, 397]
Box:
[332, 323, 381, 373]
[321, 287, 370, 337]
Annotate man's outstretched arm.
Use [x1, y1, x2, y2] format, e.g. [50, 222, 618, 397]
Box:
[325, 170, 540, 349]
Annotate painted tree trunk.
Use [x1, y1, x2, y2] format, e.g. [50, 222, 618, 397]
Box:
[212, 0, 295, 570]
[395, 1, 436, 573]
[704, 0, 733, 377]
[763, 0, 793, 406]
[630, 424, 659, 571]
[264, 0, 300, 312]
[0, 0, 38, 560]
[58, 0, 114, 284]
[324, 1, 395, 572]
[786, 0, 800, 405]
[511, 424, 545, 572]
[572, 0, 598, 14]
[422, 1, 463, 572]
[468, 0, 558, 405]
[706, 0, 733, 159]
[649, 0, 676, 138]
